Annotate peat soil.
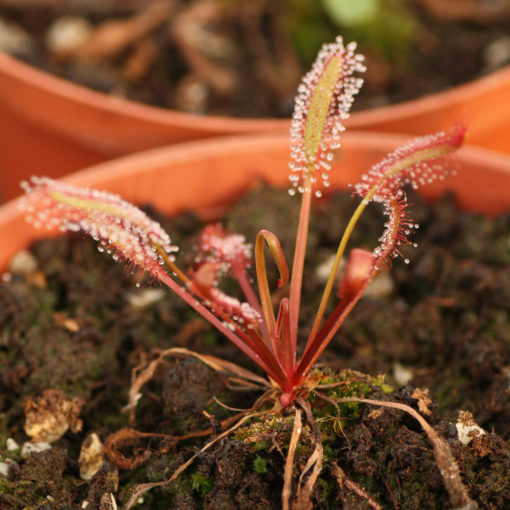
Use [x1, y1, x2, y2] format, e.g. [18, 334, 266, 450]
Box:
[0, 1, 509, 117]
[0, 186, 509, 509]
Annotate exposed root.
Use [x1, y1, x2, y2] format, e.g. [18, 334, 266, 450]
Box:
[282, 408, 302, 510]
[334, 397, 479, 510]
[119, 354, 477, 509]
[281, 398, 325, 510]
[105, 411, 248, 470]
[332, 462, 382, 510]
[293, 399, 323, 510]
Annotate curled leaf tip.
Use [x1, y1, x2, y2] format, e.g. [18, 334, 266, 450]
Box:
[354, 125, 467, 267]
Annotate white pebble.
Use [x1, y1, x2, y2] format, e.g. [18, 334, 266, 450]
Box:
[127, 288, 165, 308]
[6, 437, 19, 451]
[0, 462, 9, 478]
[46, 16, 92, 56]
[456, 422, 486, 446]
[456, 411, 486, 446]
[315, 254, 345, 283]
[8, 250, 38, 274]
[484, 36, 510, 71]
[392, 362, 413, 386]
[21, 441, 52, 459]
[365, 273, 394, 298]
[0, 17, 33, 56]
[79, 433, 105, 481]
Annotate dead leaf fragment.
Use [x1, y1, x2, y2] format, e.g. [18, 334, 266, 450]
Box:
[411, 387, 432, 416]
[73, 1, 173, 62]
[24, 389, 84, 443]
[53, 312, 80, 332]
[456, 410, 486, 446]
[79, 433, 106, 480]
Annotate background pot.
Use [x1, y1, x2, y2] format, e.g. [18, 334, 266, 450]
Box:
[1, 131, 510, 270]
[1, 50, 509, 201]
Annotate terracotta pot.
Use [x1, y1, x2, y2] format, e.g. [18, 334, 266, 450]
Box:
[1, 50, 509, 201]
[1, 131, 509, 271]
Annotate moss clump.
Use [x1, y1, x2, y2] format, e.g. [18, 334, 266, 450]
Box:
[0, 448, 75, 509]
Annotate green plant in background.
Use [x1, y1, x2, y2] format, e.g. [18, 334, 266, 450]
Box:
[322, 0, 380, 27]
[322, 0, 417, 68]
[286, 0, 416, 69]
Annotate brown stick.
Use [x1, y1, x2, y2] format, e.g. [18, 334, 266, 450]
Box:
[282, 408, 302, 510]
[293, 399, 324, 510]
[332, 462, 382, 510]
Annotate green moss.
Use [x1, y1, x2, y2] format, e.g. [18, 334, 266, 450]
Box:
[191, 471, 214, 497]
[252, 456, 267, 475]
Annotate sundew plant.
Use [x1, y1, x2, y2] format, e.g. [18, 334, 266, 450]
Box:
[22, 36, 466, 409]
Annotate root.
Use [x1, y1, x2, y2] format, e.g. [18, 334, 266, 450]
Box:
[119, 354, 475, 509]
[334, 397, 479, 510]
[105, 411, 246, 470]
[332, 462, 382, 510]
[282, 399, 324, 510]
[282, 408, 302, 510]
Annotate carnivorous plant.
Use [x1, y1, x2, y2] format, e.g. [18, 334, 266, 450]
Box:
[22, 36, 465, 407]
[22, 36, 476, 509]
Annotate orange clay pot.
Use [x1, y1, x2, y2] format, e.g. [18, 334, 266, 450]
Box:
[1, 131, 509, 270]
[1, 50, 510, 201]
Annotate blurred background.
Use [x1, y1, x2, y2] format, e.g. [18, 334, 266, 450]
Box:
[1, 0, 509, 118]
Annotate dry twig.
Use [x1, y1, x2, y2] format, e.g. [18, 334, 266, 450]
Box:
[332, 462, 382, 510]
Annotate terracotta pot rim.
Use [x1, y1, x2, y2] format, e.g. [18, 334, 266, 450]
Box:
[2, 50, 510, 132]
[2, 130, 509, 216]
[2, 130, 509, 273]
[346, 66, 510, 128]
[48, 130, 510, 184]
[0, 51, 287, 133]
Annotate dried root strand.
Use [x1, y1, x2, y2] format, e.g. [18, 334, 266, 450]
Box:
[282, 399, 324, 510]
[331, 462, 382, 510]
[293, 399, 324, 510]
[282, 408, 303, 510]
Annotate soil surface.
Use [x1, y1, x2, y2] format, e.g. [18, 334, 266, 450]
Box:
[1, 0, 509, 117]
[0, 185, 509, 509]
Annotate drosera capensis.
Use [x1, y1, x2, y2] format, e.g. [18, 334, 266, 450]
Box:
[22, 36, 476, 510]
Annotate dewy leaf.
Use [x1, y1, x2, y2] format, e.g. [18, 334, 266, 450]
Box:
[289, 36, 365, 195]
[303, 54, 344, 168]
[354, 124, 466, 203]
[21, 176, 177, 277]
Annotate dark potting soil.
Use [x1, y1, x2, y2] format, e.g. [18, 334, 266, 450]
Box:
[0, 186, 509, 508]
[0, 0, 509, 117]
